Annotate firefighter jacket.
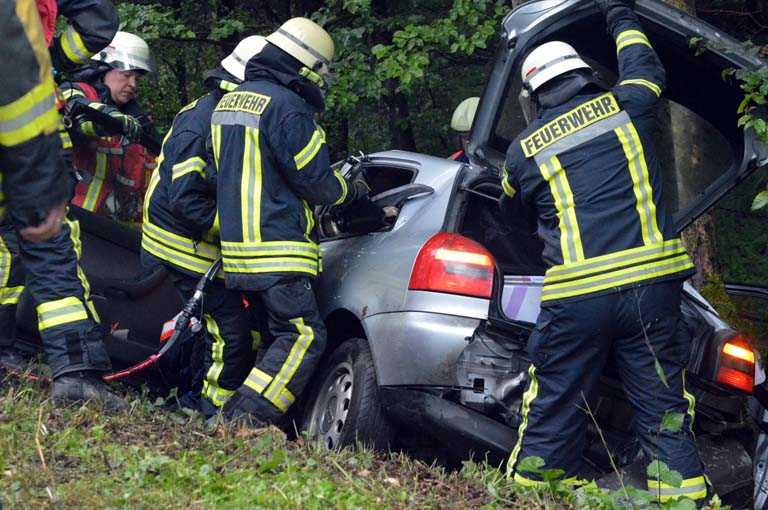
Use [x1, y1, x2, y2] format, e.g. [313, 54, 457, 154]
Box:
[212, 45, 354, 290]
[37, 0, 119, 73]
[60, 79, 156, 222]
[0, 0, 70, 226]
[142, 69, 241, 276]
[503, 4, 694, 303]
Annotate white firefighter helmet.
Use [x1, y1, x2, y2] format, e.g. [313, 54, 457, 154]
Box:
[266, 17, 334, 83]
[451, 97, 480, 133]
[221, 35, 267, 81]
[92, 31, 154, 73]
[521, 41, 591, 92]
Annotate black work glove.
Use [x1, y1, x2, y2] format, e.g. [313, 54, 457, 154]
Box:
[332, 181, 387, 235]
[110, 111, 143, 143]
[595, 0, 635, 16]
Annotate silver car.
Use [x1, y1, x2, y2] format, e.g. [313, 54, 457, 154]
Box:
[300, 0, 768, 504]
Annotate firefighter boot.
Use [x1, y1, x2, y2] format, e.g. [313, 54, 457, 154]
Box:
[51, 371, 128, 412]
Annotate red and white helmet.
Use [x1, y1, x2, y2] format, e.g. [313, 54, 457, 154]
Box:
[521, 41, 591, 92]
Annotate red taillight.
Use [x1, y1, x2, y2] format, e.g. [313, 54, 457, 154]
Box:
[408, 232, 495, 299]
[716, 334, 755, 393]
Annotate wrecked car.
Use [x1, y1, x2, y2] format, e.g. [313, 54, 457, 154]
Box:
[303, 0, 768, 504]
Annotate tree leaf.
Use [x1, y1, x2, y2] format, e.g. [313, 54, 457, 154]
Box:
[752, 190, 768, 211]
[516, 456, 545, 474]
[669, 498, 697, 510]
[660, 412, 685, 433]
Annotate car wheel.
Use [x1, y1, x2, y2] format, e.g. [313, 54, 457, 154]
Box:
[302, 337, 393, 450]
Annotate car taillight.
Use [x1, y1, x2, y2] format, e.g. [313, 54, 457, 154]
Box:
[716, 334, 755, 393]
[408, 232, 494, 299]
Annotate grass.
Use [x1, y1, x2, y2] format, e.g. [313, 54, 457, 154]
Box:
[0, 375, 575, 510]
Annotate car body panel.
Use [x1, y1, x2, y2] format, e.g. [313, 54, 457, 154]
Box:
[362, 311, 479, 386]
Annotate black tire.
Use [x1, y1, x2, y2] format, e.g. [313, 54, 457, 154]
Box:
[302, 338, 393, 450]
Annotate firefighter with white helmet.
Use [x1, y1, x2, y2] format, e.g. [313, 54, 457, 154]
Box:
[449, 97, 479, 162]
[503, 0, 706, 502]
[141, 35, 268, 412]
[210, 18, 380, 425]
[59, 31, 158, 224]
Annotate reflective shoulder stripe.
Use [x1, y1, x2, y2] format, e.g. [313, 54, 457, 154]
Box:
[618, 79, 661, 97]
[533, 110, 630, 166]
[171, 156, 206, 181]
[219, 80, 239, 92]
[521, 93, 621, 158]
[332, 170, 348, 205]
[211, 110, 260, 128]
[61, 25, 90, 65]
[0, 78, 59, 146]
[177, 98, 200, 115]
[501, 165, 517, 198]
[616, 29, 652, 54]
[37, 296, 89, 330]
[294, 128, 325, 170]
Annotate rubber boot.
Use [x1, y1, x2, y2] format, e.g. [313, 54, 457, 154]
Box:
[51, 371, 128, 412]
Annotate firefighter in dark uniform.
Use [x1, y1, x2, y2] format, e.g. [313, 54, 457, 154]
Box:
[211, 18, 376, 425]
[141, 36, 268, 413]
[503, 0, 706, 502]
[0, 0, 123, 409]
[60, 31, 157, 225]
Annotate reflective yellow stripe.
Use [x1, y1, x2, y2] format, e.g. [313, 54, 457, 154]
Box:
[143, 222, 219, 259]
[0, 78, 59, 146]
[221, 240, 319, 258]
[67, 219, 99, 322]
[0, 286, 24, 306]
[501, 165, 517, 198]
[541, 254, 694, 301]
[241, 127, 262, 242]
[171, 156, 206, 181]
[648, 475, 707, 501]
[61, 25, 90, 65]
[0, 235, 11, 288]
[619, 79, 661, 97]
[262, 318, 314, 413]
[616, 29, 652, 54]
[61, 87, 85, 100]
[243, 367, 273, 393]
[507, 364, 538, 477]
[142, 235, 214, 274]
[682, 370, 696, 433]
[222, 257, 319, 276]
[82, 152, 107, 211]
[202, 315, 235, 407]
[211, 124, 222, 171]
[615, 122, 662, 246]
[332, 170, 348, 206]
[294, 128, 325, 170]
[540, 156, 584, 263]
[37, 296, 89, 330]
[513, 473, 589, 488]
[545, 239, 686, 283]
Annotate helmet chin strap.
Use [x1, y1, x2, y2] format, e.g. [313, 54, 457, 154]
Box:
[299, 66, 327, 92]
[518, 87, 539, 126]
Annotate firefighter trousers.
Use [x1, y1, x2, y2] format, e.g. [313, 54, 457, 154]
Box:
[0, 218, 110, 377]
[222, 276, 327, 423]
[508, 280, 706, 502]
[164, 269, 255, 415]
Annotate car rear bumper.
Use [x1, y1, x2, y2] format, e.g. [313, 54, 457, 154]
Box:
[362, 311, 480, 386]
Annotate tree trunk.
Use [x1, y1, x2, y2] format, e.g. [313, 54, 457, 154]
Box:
[660, 0, 719, 289]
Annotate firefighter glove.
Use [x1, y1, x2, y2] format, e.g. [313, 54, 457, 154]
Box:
[111, 112, 143, 143]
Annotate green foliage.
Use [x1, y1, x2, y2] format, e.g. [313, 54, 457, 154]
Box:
[647, 459, 683, 488]
[660, 412, 685, 433]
